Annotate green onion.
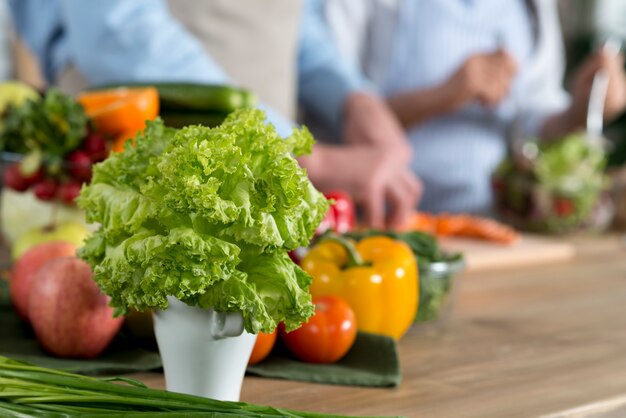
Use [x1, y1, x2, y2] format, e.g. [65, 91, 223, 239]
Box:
[0, 356, 402, 418]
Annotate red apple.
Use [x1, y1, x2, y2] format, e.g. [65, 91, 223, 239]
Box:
[28, 257, 123, 358]
[10, 241, 77, 320]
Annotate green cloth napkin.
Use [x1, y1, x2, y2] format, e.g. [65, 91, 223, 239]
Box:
[1, 277, 400, 386]
[0, 304, 162, 375]
[247, 332, 401, 387]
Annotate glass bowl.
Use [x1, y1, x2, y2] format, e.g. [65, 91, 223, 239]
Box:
[492, 171, 614, 234]
[414, 257, 465, 326]
[492, 134, 612, 234]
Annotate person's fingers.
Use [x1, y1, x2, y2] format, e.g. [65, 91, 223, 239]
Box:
[577, 52, 604, 83]
[478, 69, 509, 106]
[403, 169, 424, 206]
[362, 177, 385, 229]
[384, 170, 421, 229]
[491, 49, 518, 76]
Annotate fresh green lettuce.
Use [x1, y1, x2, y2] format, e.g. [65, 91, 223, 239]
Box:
[78, 109, 327, 333]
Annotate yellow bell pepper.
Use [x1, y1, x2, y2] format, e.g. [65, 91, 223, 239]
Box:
[301, 235, 418, 340]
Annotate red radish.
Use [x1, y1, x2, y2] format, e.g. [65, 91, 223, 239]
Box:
[33, 178, 58, 201]
[21, 166, 45, 185]
[3, 164, 30, 191]
[67, 150, 93, 182]
[82, 133, 107, 162]
[58, 181, 82, 205]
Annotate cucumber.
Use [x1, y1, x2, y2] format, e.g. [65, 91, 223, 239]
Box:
[92, 82, 256, 113]
[159, 110, 229, 128]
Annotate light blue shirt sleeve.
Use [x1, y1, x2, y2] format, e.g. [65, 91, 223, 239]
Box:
[297, 0, 375, 132]
[9, 0, 295, 136]
[57, 0, 228, 86]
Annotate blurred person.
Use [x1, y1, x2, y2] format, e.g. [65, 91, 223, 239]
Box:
[0, 0, 12, 80]
[7, 0, 421, 229]
[317, 0, 626, 215]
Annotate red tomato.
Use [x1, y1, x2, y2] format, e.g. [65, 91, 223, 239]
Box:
[248, 330, 277, 366]
[280, 295, 357, 364]
[553, 197, 574, 217]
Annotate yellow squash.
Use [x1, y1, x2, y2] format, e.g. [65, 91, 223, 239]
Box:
[301, 235, 418, 340]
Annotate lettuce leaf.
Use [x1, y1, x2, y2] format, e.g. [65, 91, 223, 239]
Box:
[78, 110, 328, 333]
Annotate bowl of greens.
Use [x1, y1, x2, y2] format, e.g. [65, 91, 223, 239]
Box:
[492, 133, 614, 234]
[343, 229, 464, 326]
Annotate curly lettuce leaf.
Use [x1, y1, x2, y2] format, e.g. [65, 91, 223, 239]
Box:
[79, 110, 327, 333]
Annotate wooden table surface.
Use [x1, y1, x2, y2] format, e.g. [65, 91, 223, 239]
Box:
[131, 235, 626, 418]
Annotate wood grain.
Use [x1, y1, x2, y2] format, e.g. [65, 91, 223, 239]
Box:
[441, 234, 576, 272]
[131, 235, 626, 418]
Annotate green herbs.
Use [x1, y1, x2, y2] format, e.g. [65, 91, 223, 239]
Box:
[78, 109, 328, 333]
[0, 89, 88, 168]
[0, 356, 400, 417]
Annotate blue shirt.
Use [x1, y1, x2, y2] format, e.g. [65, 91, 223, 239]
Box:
[7, 0, 368, 136]
[322, 0, 570, 215]
[0, 0, 11, 80]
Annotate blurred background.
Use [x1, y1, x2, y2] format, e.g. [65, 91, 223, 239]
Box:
[559, 1, 626, 149]
[3, 0, 626, 160]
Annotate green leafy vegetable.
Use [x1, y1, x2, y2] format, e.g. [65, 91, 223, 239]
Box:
[78, 109, 328, 333]
[0, 355, 401, 417]
[493, 133, 608, 233]
[0, 89, 88, 169]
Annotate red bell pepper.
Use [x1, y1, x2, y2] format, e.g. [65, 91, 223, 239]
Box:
[316, 191, 355, 235]
[290, 191, 356, 265]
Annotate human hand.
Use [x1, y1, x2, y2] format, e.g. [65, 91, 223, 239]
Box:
[343, 92, 411, 157]
[569, 48, 626, 124]
[441, 49, 517, 109]
[299, 144, 422, 230]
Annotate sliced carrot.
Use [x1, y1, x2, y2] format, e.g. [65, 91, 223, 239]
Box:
[111, 129, 141, 153]
[405, 212, 438, 234]
[78, 87, 159, 135]
[460, 216, 519, 245]
[404, 212, 519, 245]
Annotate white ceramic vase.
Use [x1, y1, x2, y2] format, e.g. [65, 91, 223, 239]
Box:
[152, 297, 257, 401]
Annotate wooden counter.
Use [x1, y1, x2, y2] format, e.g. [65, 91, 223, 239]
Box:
[131, 235, 626, 418]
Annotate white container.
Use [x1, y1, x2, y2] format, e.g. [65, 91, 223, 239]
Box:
[153, 297, 257, 401]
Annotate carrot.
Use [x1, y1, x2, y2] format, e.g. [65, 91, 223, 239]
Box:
[405, 212, 438, 234]
[405, 212, 519, 245]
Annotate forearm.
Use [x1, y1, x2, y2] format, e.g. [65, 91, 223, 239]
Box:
[386, 85, 458, 128]
[538, 105, 585, 141]
[298, 0, 372, 131]
[297, 143, 343, 193]
[59, 0, 229, 85]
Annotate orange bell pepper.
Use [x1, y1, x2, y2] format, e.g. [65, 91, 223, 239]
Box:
[301, 235, 418, 340]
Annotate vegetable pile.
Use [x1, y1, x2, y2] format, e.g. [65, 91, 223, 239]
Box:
[0, 356, 399, 417]
[78, 109, 329, 334]
[493, 133, 610, 233]
[0, 89, 102, 205]
[95, 82, 257, 129]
